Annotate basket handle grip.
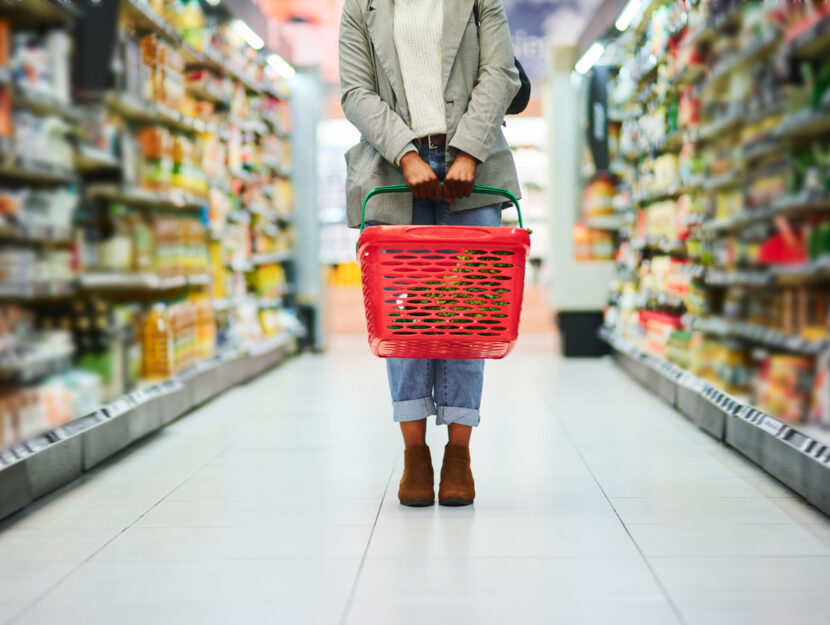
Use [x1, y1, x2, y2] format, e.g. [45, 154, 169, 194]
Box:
[361, 184, 523, 232]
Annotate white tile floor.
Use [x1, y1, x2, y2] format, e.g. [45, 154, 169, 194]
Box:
[2, 334, 830, 624]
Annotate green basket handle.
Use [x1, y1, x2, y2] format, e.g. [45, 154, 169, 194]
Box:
[360, 184, 523, 232]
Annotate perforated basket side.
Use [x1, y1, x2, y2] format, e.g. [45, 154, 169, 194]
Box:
[358, 225, 530, 359]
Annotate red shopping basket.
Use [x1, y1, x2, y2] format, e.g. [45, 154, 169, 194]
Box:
[357, 185, 530, 359]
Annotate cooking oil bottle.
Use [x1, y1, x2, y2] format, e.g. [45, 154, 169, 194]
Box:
[143, 304, 172, 380]
[193, 296, 216, 361]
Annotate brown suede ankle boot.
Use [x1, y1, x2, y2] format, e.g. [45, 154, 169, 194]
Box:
[398, 445, 434, 507]
[438, 444, 475, 506]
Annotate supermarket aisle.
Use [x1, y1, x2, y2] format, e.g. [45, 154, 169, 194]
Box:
[2, 336, 830, 625]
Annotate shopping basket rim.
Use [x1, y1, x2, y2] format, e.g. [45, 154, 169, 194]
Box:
[357, 223, 531, 249]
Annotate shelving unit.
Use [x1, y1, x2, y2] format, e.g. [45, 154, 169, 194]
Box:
[577, 0, 830, 513]
[0, 0, 301, 518]
[0, 0, 80, 27]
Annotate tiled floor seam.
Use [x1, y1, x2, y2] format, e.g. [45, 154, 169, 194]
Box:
[610, 496, 805, 499]
[339, 457, 398, 625]
[4, 444, 235, 625]
[549, 402, 691, 625]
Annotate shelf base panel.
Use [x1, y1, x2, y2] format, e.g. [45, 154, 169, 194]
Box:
[27, 436, 84, 499]
[604, 329, 830, 516]
[0, 333, 299, 522]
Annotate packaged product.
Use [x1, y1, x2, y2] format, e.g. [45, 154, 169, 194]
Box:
[572, 223, 592, 261]
[143, 304, 172, 380]
[192, 296, 216, 361]
[809, 348, 830, 427]
[755, 354, 813, 423]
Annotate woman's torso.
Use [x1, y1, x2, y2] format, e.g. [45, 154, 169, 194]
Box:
[342, 0, 521, 228]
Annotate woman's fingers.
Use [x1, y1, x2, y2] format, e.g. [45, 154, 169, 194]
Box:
[430, 177, 443, 200]
[444, 154, 477, 201]
[416, 172, 441, 200]
[402, 153, 441, 200]
[444, 167, 475, 202]
[453, 173, 474, 198]
[444, 174, 473, 200]
[443, 179, 456, 202]
[411, 176, 440, 200]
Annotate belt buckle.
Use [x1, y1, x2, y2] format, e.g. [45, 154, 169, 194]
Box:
[428, 134, 437, 150]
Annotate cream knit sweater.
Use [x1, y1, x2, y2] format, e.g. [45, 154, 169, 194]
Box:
[393, 0, 447, 146]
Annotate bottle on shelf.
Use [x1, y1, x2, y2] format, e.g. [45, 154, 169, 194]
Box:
[143, 304, 172, 380]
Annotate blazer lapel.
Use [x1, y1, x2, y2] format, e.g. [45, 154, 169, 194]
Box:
[366, 0, 408, 116]
[442, 0, 475, 92]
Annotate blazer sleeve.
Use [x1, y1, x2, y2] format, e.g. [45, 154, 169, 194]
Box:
[339, 0, 418, 167]
[448, 0, 520, 162]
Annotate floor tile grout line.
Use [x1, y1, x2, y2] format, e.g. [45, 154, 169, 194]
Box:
[550, 403, 690, 625]
[339, 457, 397, 625]
[4, 444, 236, 625]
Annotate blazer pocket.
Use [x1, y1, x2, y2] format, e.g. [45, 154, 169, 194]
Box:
[345, 139, 371, 167]
[345, 140, 370, 221]
[344, 143, 355, 167]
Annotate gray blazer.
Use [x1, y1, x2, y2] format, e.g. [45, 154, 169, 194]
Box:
[339, 0, 522, 228]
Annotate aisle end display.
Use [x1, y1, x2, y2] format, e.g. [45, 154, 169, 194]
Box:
[546, 45, 615, 356]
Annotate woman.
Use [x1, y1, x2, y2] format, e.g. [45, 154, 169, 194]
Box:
[339, 0, 521, 506]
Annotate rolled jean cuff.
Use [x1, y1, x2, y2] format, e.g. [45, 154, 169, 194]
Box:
[436, 406, 480, 427]
[392, 397, 436, 422]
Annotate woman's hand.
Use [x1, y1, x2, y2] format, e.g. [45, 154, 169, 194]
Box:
[400, 152, 442, 200]
[443, 152, 477, 201]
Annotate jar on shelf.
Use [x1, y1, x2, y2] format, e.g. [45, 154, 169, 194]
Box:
[582, 173, 616, 220]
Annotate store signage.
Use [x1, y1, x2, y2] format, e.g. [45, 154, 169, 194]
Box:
[211, 0, 268, 41]
[586, 65, 610, 170]
[504, 0, 604, 80]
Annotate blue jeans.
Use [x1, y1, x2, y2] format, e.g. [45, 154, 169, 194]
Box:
[384, 143, 501, 427]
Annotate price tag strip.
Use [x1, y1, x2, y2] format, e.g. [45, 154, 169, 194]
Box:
[248, 332, 292, 358]
[0, 449, 16, 466]
[25, 435, 52, 453]
[758, 415, 785, 437]
[104, 390, 151, 419]
[149, 379, 183, 397]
